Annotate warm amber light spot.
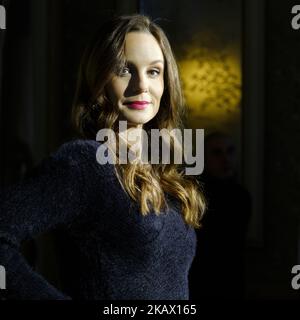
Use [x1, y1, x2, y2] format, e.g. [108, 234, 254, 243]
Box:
[178, 45, 241, 133]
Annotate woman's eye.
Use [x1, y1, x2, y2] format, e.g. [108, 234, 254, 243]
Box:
[148, 69, 160, 77]
[119, 67, 130, 76]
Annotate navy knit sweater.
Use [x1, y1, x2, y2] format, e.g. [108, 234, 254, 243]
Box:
[0, 139, 197, 300]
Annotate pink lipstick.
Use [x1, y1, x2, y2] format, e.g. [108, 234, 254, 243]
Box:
[124, 101, 150, 110]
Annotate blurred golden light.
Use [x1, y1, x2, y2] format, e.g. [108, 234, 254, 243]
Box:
[178, 45, 241, 132]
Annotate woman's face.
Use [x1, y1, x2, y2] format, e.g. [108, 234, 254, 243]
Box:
[106, 32, 165, 127]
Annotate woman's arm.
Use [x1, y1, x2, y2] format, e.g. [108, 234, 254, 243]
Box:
[0, 140, 88, 300]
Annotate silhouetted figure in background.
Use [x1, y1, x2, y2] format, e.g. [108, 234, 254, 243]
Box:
[189, 132, 251, 299]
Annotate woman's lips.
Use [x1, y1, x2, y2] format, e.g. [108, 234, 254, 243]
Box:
[124, 101, 150, 110]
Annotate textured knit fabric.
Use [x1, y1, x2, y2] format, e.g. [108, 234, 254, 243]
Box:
[0, 139, 197, 300]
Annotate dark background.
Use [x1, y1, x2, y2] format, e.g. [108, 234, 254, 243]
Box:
[0, 0, 300, 300]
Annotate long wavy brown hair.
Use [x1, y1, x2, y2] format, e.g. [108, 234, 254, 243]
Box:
[71, 14, 205, 228]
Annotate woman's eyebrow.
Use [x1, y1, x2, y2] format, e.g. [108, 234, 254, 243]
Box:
[149, 59, 164, 65]
[126, 59, 164, 66]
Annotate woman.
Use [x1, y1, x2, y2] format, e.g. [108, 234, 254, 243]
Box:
[0, 14, 205, 300]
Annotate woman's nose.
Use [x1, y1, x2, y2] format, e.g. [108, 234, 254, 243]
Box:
[131, 72, 149, 93]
